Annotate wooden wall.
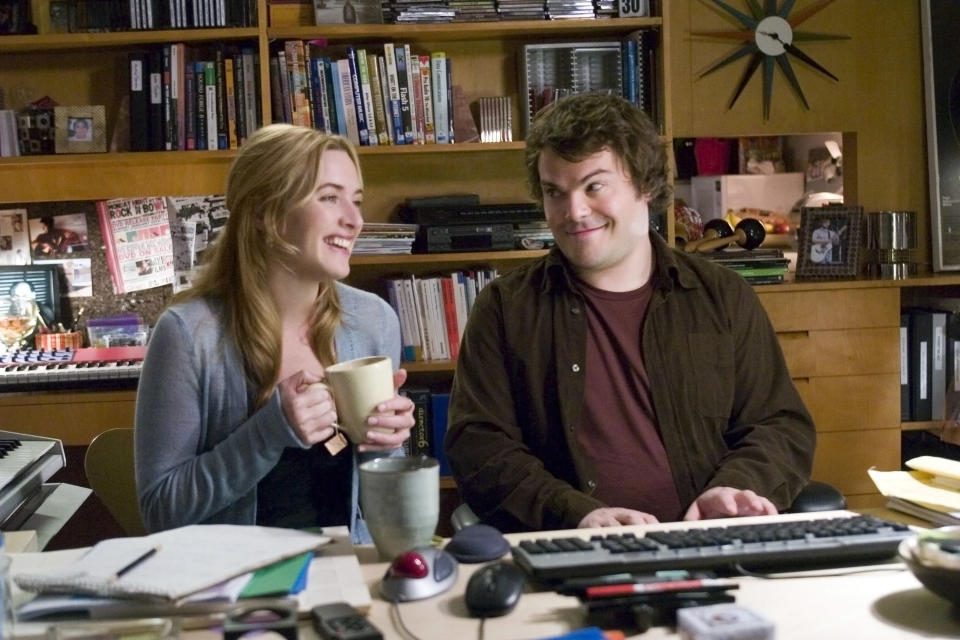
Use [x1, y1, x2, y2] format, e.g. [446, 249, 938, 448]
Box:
[666, 1, 930, 268]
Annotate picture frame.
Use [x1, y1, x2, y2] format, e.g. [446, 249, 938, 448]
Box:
[796, 204, 863, 280]
[54, 105, 106, 154]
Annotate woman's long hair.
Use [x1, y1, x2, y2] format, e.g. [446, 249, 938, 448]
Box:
[176, 124, 363, 407]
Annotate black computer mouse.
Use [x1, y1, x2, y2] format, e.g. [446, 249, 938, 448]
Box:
[464, 561, 526, 618]
[380, 546, 459, 602]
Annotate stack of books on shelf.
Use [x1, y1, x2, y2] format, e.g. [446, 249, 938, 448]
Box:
[698, 247, 790, 285]
[514, 220, 554, 250]
[352, 223, 418, 255]
[381, 0, 456, 23]
[128, 44, 261, 152]
[271, 42, 454, 147]
[868, 456, 960, 526]
[385, 270, 498, 362]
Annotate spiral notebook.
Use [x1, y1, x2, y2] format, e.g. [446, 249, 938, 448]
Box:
[13, 525, 329, 602]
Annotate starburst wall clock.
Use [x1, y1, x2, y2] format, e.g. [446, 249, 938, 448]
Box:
[692, 0, 850, 120]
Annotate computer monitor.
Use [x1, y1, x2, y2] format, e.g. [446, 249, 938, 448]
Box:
[0, 264, 65, 330]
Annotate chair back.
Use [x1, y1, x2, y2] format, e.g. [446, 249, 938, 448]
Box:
[84, 428, 147, 536]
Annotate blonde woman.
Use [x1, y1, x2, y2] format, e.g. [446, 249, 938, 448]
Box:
[135, 124, 414, 542]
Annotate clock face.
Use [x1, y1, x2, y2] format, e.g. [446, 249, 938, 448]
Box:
[692, 0, 850, 119]
[754, 16, 792, 56]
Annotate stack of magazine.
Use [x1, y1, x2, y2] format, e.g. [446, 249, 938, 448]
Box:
[698, 247, 790, 285]
[352, 222, 418, 255]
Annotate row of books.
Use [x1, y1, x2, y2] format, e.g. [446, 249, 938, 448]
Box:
[401, 388, 452, 475]
[900, 307, 960, 422]
[271, 41, 454, 147]
[379, 0, 640, 23]
[699, 247, 790, 285]
[128, 44, 262, 152]
[53, 0, 256, 32]
[384, 269, 499, 362]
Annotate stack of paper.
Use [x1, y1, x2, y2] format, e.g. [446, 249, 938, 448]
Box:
[867, 456, 960, 526]
[12, 525, 372, 623]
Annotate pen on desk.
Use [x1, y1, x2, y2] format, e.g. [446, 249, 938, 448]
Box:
[113, 545, 161, 580]
[585, 578, 738, 600]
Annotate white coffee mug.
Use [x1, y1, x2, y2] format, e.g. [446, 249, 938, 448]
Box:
[323, 355, 395, 444]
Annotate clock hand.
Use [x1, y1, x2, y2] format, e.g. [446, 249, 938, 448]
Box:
[759, 30, 838, 81]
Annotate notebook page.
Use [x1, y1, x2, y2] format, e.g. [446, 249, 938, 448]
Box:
[14, 525, 329, 601]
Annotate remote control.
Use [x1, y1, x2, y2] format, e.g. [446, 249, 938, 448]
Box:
[311, 602, 383, 640]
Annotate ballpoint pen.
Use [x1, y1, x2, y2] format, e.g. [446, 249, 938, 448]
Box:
[113, 545, 161, 580]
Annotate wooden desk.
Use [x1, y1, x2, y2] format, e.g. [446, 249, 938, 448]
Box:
[9, 512, 960, 640]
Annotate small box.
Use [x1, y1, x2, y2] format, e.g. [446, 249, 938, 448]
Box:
[86, 315, 149, 348]
[677, 603, 774, 640]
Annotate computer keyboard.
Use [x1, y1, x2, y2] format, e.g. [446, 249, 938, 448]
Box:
[511, 514, 912, 582]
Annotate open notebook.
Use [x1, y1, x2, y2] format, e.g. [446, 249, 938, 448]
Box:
[13, 526, 371, 622]
[13, 525, 329, 602]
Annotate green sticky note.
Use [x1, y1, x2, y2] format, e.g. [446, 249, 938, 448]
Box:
[239, 552, 313, 598]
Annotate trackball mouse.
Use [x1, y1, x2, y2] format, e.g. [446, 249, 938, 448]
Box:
[464, 561, 526, 618]
[380, 546, 459, 602]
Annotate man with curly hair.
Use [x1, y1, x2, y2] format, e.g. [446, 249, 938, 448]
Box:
[445, 93, 815, 532]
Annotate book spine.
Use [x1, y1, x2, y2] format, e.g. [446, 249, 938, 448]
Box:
[308, 56, 326, 133]
[431, 392, 451, 475]
[183, 62, 196, 150]
[282, 44, 298, 125]
[295, 40, 311, 129]
[224, 56, 238, 148]
[393, 43, 413, 144]
[204, 61, 218, 151]
[401, 277, 423, 361]
[933, 311, 948, 421]
[431, 52, 448, 144]
[356, 48, 378, 146]
[367, 54, 390, 145]
[192, 61, 205, 150]
[336, 58, 360, 144]
[901, 312, 911, 422]
[176, 43, 186, 150]
[233, 51, 247, 143]
[404, 44, 422, 144]
[242, 47, 259, 135]
[406, 388, 432, 456]
[910, 310, 933, 421]
[418, 55, 435, 144]
[322, 58, 342, 136]
[383, 43, 405, 145]
[215, 47, 227, 148]
[440, 276, 460, 360]
[346, 46, 369, 146]
[445, 56, 453, 143]
[129, 51, 149, 151]
[147, 48, 164, 151]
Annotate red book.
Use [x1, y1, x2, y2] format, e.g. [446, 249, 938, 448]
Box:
[440, 277, 460, 361]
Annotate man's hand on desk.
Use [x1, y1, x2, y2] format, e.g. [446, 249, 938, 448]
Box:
[578, 507, 659, 528]
[683, 487, 777, 521]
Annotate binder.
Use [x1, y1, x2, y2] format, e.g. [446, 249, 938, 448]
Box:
[128, 51, 149, 151]
[900, 312, 910, 422]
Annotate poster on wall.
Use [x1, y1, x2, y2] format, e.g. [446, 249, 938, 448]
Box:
[28, 212, 89, 259]
[96, 197, 175, 294]
[38, 258, 93, 297]
[0, 208, 30, 265]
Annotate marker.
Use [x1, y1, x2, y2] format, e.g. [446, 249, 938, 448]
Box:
[113, 545, 161, 580]
[585, 578, 738, 600]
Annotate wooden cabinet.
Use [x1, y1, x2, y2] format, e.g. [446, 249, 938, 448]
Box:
[757, 285, 902, 510]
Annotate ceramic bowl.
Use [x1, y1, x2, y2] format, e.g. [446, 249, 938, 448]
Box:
[899, 528, 960, 605]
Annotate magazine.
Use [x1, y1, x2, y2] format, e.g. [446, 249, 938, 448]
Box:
[96, 197, 175, 294]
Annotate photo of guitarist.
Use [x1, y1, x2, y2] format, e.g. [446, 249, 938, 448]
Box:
[810, 217, 846, 264]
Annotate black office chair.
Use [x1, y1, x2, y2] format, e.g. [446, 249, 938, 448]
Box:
[450, 481, 847, 531]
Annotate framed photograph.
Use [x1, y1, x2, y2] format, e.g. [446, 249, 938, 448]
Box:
[54, 105, 106, 154]
[796, 205, 863, 280]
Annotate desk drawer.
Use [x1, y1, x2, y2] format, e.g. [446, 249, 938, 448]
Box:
[777, 327, 899, 378]
[793, 374, 900, 432]
[813, 428, 900, 496]
[757, 288, 898, 332]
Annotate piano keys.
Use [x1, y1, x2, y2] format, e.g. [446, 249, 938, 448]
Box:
[0, 430, 65, 529]
[0, 347, 145, 393]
